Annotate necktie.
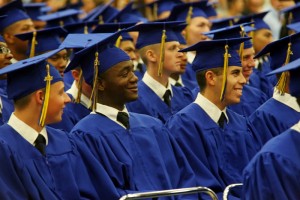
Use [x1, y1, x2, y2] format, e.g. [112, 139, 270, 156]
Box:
[218, 112, 227, 129]
[117, 112, 130, 129]
[174, 82, 182, 87]
[35, 134, 46, 156]
[163, 89, 172, 107]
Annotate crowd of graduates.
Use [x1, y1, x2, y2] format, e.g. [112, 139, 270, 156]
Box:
[0, 0, 300, 199]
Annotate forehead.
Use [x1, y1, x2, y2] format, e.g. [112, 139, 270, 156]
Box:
[191, 16, 210, 24]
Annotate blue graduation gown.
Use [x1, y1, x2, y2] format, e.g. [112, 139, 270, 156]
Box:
[0, 124, 115, 199]
[181, 63, 198, 91]
[126, 81, 194, 123]
[49, 94, 91, 132]
[228, 85, 268, 117]
[0, 79, 7, 96]
[249, 98, 300, 145]
[166, 103, 259, 197]
[243, 128, 300, 200]
[134, 63, 146, 81]
[70, 112, 197, 198]
[0, 95, 14, 125]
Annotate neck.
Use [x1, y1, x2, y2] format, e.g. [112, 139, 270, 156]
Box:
[97, 94, 125, 111]
[10, 49, 27, 61]
[14, 109, 43, 132]
[147, 66, 169, 88]
[170, 73, 180, 81]
[202, 90, 226, 111]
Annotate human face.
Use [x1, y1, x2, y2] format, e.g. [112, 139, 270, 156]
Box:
[241, 47, 255, 82]
[217, 66, 246, 106]
[47, 49, 69, 77]
[253, 29, 273, 53]
[178, 44, 188, 74]
[162, 41, 184, 76]
[119, 40, 137, 61]
[184, 16, 211, 45]
[46, 81, 71, 124]
[101, 60, 138, 109]
[0, 42, 13, 68]
[271, 0, 295, 11]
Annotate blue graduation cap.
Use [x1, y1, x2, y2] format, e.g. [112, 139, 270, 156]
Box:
[210, 16, 236, 30]
[57, 0, 83, 11]
[106, 2, 148, 23]
[15, 27, 68, 57]
[81, 0, 118, 23]
[23, 3, 48, 21]
[0, 49, 63, 126]
[179, 37, 251, 100]
[63, 20, 99, 34]
[236, 11, 270, 30]
[167, 1, 208, 21]
[255, 32, 300, 94]
[205, 0, 217, 18]
[281, 3, 300, 24]
[65, 31, 130, 109]
[126, 21, 183, 49]
[287, 21, 300, 33]
[144, 0, 182, 20]
[0, 35, 4, 42]
[267, 57, 300, 97]
[173, 23, 187, 45]
[0, 0, 30, 32]
[38, 9, 82, 28]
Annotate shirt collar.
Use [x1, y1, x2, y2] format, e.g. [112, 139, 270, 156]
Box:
[8, 113, 48, 145]
[273, 89, 300, 112]
[194, 93, 229, 124]
[291, 120, 300, 132]
[94, 103, 129, 129]
[187, 52, 195, 64]
[66, 81, 91, 108]
[169, 76, 184, 87]
[142, 72, 173, 100]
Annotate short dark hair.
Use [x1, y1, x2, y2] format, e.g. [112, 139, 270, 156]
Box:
[196, 67, 223, 93]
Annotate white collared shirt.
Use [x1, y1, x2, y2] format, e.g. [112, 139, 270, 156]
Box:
[93, 103, 129, 129]
[8, 113, 48, 145]
[187, 52, 195, 64]
[169, 76, 184, 87]
[291, 120, 300, 132]
[67, 81, 91, 109]
[194, 93, 229, 124]
[273, 89, 300, 112]
[142, 72, 173, 101]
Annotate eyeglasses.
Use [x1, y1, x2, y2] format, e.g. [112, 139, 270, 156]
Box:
[0, 46, 11, 55]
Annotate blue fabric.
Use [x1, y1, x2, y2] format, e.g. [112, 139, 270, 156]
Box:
[166, 104, 259, 198]
[181, 62, 198, 90]
[0, 95, 14, 125]
[243, 128, 300, 200]
[0, 125, 117, 199]
[228, 84, 268, 117]
[70, 112, 197, 198]
[249, 98, 300, 145]
[126, 81, 194, 123]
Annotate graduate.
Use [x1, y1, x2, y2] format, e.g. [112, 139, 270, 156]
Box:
[243, 56, 300, 200]
[166, 38, 259, 198]
[249, 32, 300, 145]
[0, 51, 118, 199]
[0, 0, 36, 62]
[68, 32, 198, 198]
[125, 22, 194, 123]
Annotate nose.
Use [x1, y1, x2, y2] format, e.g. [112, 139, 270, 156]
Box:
[130, 71, 138, 82]
[5, 52, 13, 60]
[64, 93, 71, 104]
[240, 73, 247, 85]
[129, 51, 137, 61]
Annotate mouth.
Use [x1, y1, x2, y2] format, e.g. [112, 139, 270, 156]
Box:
[128, 86, 138, 93]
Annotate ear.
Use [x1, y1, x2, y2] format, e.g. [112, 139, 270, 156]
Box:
[145, 49, 158, 63]
[35, 90, 45, 105]
[205, 70, 217, 86]
[71, 69, 80, 81]
[3, 33, 14, 45]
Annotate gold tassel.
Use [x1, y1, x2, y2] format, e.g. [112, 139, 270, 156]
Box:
[239, 25, 245, 59]
[59, 20, 64, 27]
[153, 3, 158, 21]
[84, 24, 88, 34]
[185, 6, 193, 43]
[288, 12, 293, 25]
[158, 29, 166, 77]
[75, 69, 83, 103]
[39, 64, 53, 127]
[220, 44, 231, 101]
[229, 19, 233, 26]
[89, 51, 99, 111]
[98, 15, 104, 24]
[29, 31, 37, 58]
[250, 22, 255, 43]
[276, 42, 293, 95]
[115, 29, 122, 48]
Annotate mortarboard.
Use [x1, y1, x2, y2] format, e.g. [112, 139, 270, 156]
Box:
[179, 37, 251, 100]
[144, 0, 182, 21]
[65, 31, 130, 109]
[281, 3, 300, 24]
[236, 11, 270, 30]
[81, 0, 118, 23]
[0, 0, 30, 32]
[63, 20, 99, 34]
[0, 49, 63, 126]
[205, 0, 218, 18]
[167, 2, 208, 21]
[38, 9, 82, 28]
[23, 3, 48, 21]
[267, 57, 300, 97]
[15, 27, 68, 57]
[210, 16, 237, 30]
[255, 32, 300, 94]
[173, 23, 187, 45]
[107, 2, 148, 23]
[0, 35, 4, 42]
[287, 21, 300, 33]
